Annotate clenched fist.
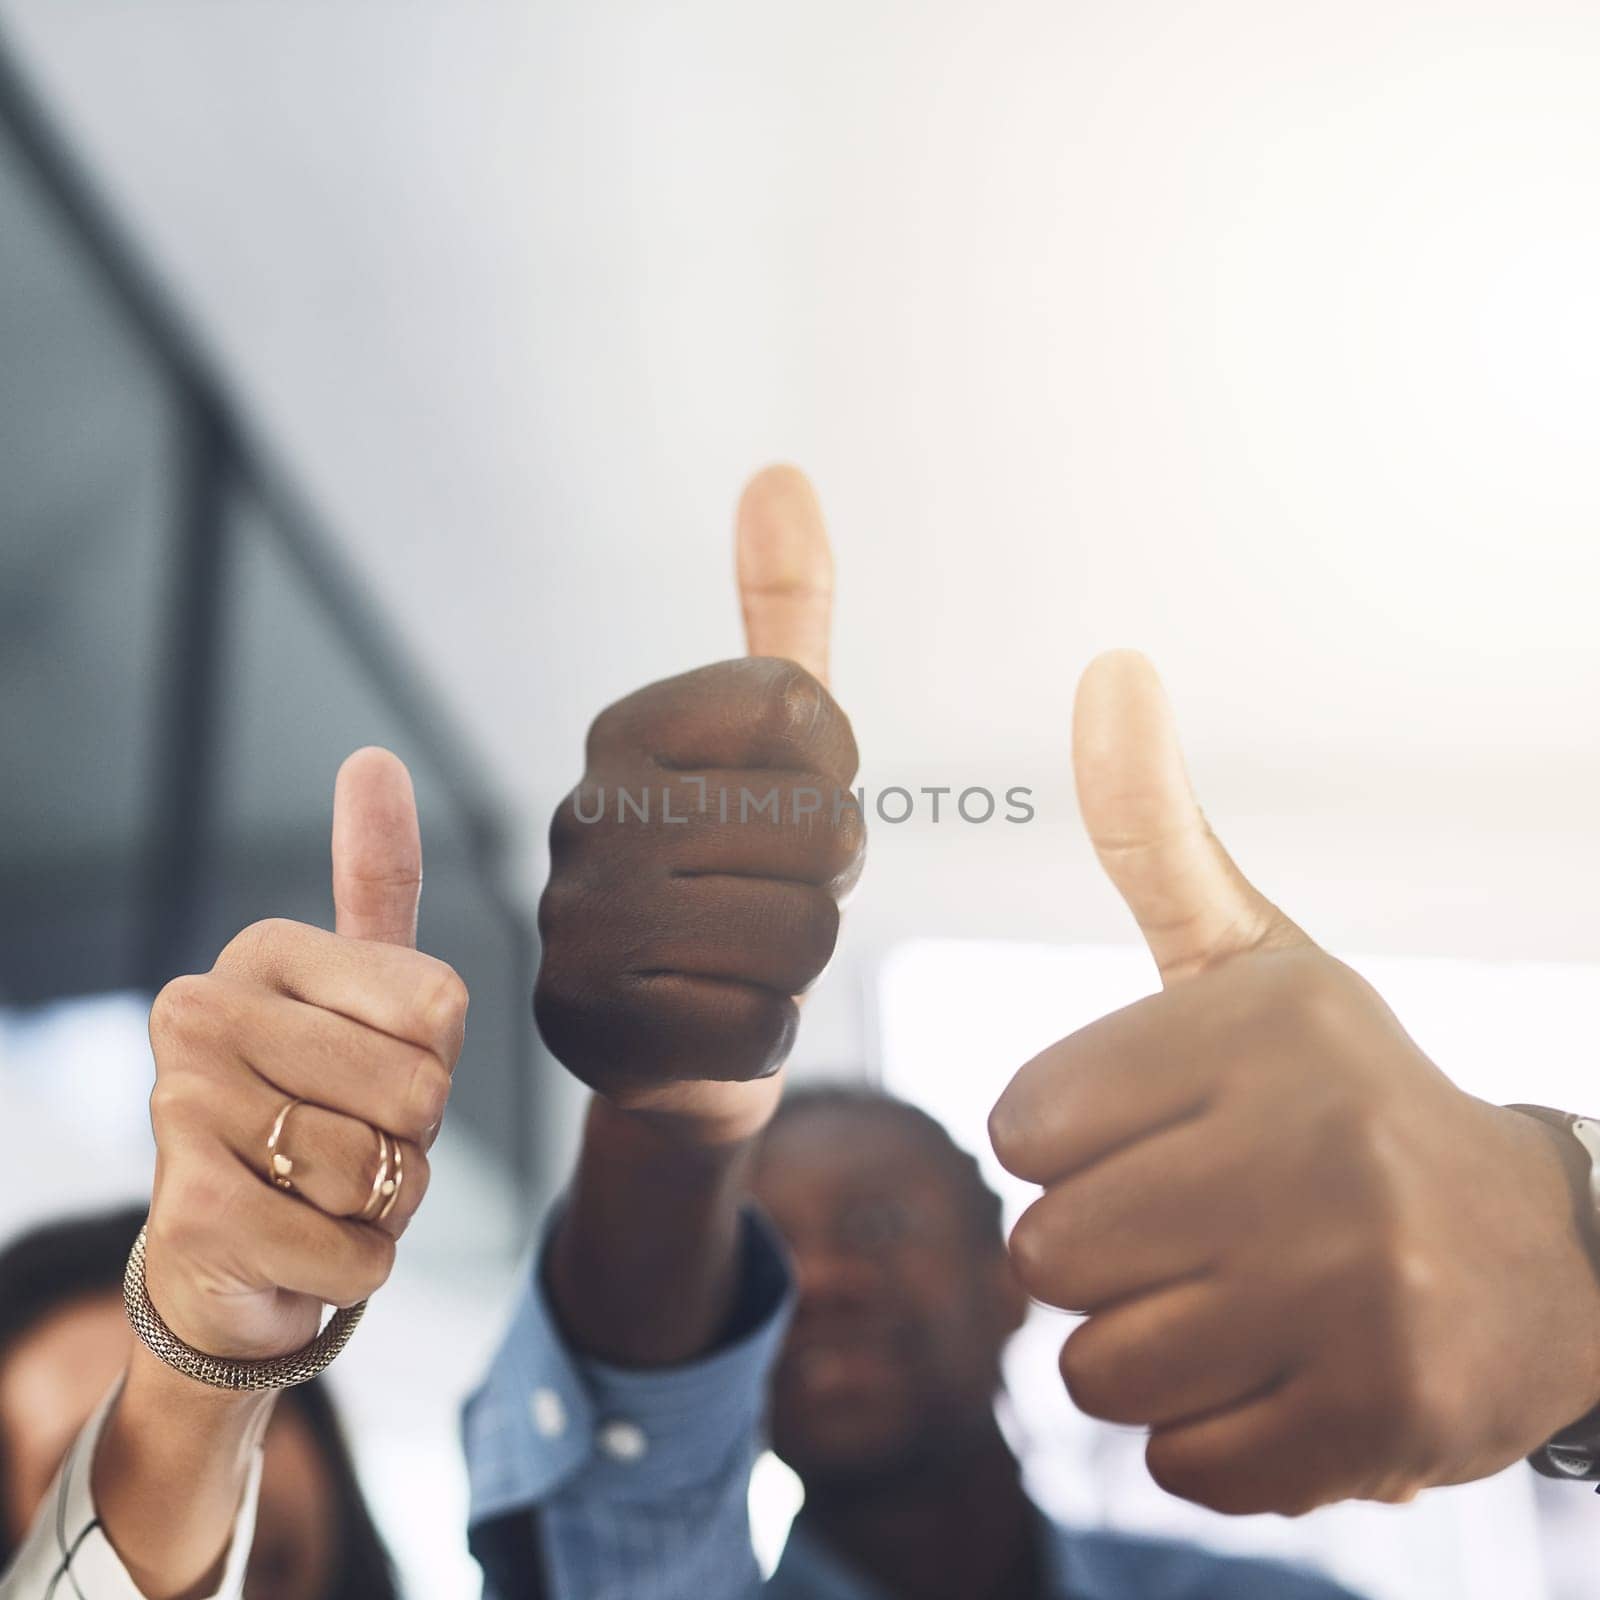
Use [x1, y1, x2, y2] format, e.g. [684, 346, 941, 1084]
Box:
[991, 652, 1600, 1515]
[143, 748, 467, 1362]
[534, 467, 864, 1142]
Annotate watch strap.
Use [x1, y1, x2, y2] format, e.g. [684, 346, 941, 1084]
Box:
[1507, 1104, 1600, 1486]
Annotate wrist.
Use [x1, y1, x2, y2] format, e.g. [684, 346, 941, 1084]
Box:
[590, 1078, 779, 1157]
[92, 1346, 274, 1599]
[597, 1071, 785, 1149]
[548, 1093, 767, 1366]
[118, 1341, 276, 1432]
[1508, 1107, 1600, 1263]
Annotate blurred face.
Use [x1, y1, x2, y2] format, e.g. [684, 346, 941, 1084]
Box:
[0, 1295, 340, 1600]
[752, 1108, 1024, 1490]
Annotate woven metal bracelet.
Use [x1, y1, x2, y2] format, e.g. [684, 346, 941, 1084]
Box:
[123, 1225, 367, 1391]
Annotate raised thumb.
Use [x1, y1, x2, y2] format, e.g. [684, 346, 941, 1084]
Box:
[331, 747, 422, 948]
[1072, 651, 1305, 985]
[736, 464, 835, 686]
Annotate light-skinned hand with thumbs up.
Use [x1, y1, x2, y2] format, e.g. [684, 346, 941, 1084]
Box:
[78, 748, 466, 1600]
[538, 464, 864, 1368]
[990, 651, 1600, 1517]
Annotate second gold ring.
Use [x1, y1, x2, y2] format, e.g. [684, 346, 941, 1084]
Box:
[358, 1129, 404, 1225]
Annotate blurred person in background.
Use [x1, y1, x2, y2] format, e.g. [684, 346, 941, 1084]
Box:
[754, 1081, 1358, 1599]
[0, 1207, 399, 1600]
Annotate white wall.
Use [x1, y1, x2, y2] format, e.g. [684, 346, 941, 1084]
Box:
[4, 3, 1596, 1042]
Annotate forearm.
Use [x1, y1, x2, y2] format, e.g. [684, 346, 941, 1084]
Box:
[90, 1347, 273, 1600]
[546, 1094, 764, 1366]
[534, 500, 852, 1369]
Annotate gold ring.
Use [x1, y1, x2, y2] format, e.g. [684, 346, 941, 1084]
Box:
[375, 1139, 405, 1225]
[358, 1129, 394, 1224]
[265, 1100, 307, 1192]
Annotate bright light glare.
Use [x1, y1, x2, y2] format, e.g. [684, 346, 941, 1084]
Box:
[1474, 234, 1600, 447]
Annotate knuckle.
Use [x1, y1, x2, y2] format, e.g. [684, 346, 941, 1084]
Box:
[708, 986, 796, 1080]
[791, 892, 841, 983]
[988, 1098, 1026, 1176]
[833, 710, 861, 786]
[1145, 1436, 1264, 1516]
[535, 875, 573, 943]
[148, 973, 212, 1046]
[1006, 1211, 1038, 1283]
[401, 1049, 452, 1140]
[548, 786, 604, 862]
[1274, 1485, 1324, 1520]
[1300, 1073, 1394, 1190]
[532, 972, 605, 1079]
[1337, 1222, 1424, 1330]
[1006, 1204, 1056, 1299]
[830, 789, 867, 867]
[153, 1167, 232, 1255]
[402, 1147, 432, 1212]
[743, 659, 859, 780]
[755, 660, 827, 746]
[145, 1203, 193, 1262]
[414, 960, 469, 1048]
[989, 1079, 1045, 1181]
[148, 1070, 207, 1136]
[217, 916, 292, 974]
[352, 1229, 398, 1298]
[1384, 1239, 1442, 1308]
[547, 794, 579, 860]
[538, 963, 798, 1091]
[584, 694, 634, 764]
[1144, 1434, 1210, 1508]
[1271, 951, 1364, 1046]
[1347, 1164, 1414, 1273]
[1058, 1327, 1113, 1418]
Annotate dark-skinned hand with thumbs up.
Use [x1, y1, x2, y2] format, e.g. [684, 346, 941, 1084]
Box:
[538, 464, 864, 1368]
[990, 651, 1600, 1517]
[78, 749, 467, 1600]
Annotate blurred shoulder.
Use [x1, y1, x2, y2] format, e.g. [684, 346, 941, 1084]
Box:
[1053, 1522, 1364, 1600]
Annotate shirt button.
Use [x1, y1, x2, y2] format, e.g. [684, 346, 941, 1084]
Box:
[530, 1388, 568, 1439]
[597, 1419, 648, 1462]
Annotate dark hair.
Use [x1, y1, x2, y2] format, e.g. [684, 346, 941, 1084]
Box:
[766, 1082, 1006, 1249]
[0, 1205, 401, 1598]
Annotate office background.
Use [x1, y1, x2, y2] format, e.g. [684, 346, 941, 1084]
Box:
[2, 4, 1597, 1597]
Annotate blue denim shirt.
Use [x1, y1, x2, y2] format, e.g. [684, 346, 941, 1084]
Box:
[463, 1214, 1362, 1600]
